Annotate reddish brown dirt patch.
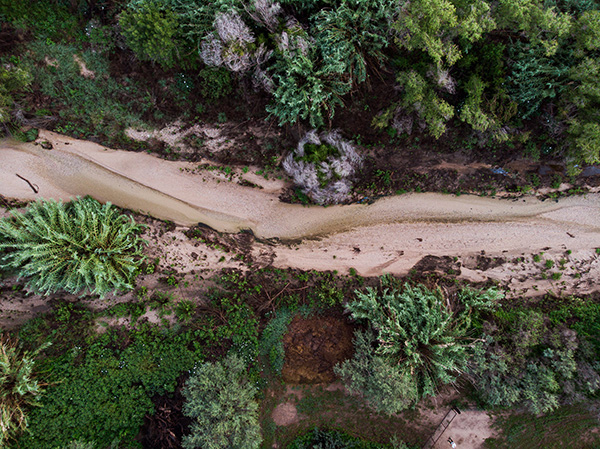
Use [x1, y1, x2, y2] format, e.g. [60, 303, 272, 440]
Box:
[282, 314, 355, 384]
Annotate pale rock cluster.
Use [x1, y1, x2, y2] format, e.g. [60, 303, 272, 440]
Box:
[200, 0, 314, 93]
[283, 130, 362, 205]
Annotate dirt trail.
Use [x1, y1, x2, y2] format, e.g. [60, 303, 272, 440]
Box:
[1, 131, 599, 289]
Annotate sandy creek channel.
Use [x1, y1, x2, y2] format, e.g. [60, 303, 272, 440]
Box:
[1, 130, 600, 285]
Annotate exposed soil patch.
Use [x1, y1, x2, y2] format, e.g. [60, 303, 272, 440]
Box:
[412, 255, 462, 276]
[282, 314, 355, 384]
[272, 402, 300, 427]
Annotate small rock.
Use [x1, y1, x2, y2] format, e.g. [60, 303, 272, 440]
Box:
[40, 141, 53, 150]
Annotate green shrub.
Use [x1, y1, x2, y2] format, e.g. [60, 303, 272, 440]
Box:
[267, 50, 351, 128]
[182, 354, 262, 449]
[61, 441, 96, 449]
[0, 335, 49, 446]
[0, 197, 146, 297]
[335, 330, 420, 414]
[312, 0, 394, 85]
[336, 279, 501, 414]
[175, 299, 196, 323]
[470, 308, 600, 414]
[19, 328, 203, 449]
[287, 427, 398, 448]
[196, 290, 259, 365]
[119, 0, 179, 67]
[566, 57, 600, 164]
[0, 66, 32, 124]
[396, 71, 455, 139]
[0, 0, 79, 40]
[259, 308, 294, 376]
[507, 41, 573, 119]
[198, 67, 233, 101]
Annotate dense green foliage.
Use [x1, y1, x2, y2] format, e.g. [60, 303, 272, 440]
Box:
[0, 66, 32, 124]
[336, 279, 500, 414]
[335, 329, 421, 414]
[119, 1, 179, 67]
[195, 286, 259, 365]
[259, 308, 294, 376]
[471, 304, 600, 414]
[0, 197, 146, 297]
[182, 354, 261, 449]
[18, 326, 203, 449]
[0, 335, 48, 446]
[20, 40, 149, 139]
[3, 0, 600, 164]
[287, 427, 405, 449]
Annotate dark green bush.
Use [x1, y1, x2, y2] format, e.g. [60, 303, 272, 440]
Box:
[18, 328, 203, 449]
[0, 197, 146, 297]
[336, 279, 501, 414]
[198, 67, 233, 101]
[259, 308, 294, 376]
[119, 0, 179, 67]
[287, 427, 400, 449]
[267, 50, 351, 128]
[182, 354, 261, 449]
[470, 307, 600, 414]
[507, 41, 574, 119]
[195, 289, 259, 365]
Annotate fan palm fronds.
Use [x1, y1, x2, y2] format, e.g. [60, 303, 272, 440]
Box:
[0, 197, 146, 297]
[0, 334, 49, 446]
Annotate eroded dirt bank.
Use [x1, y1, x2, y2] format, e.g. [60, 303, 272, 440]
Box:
[1, 131, 599, 300]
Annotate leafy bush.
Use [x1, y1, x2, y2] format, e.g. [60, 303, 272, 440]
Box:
[61, 441, 96, 449]
[198, 67, 233, 101]
[259, 308, 294, 376]
[267, 48, 351, 128]
[287, 427, 400, 449]
[566, 57, 600, 164]
[195, 289, 259, 365]
[0, 66, 32, 124]
[19, 328, 203, 449]
[470, 308, 600, 414]
[312, 0, 395, 85]
[119, 0, 179, 67]
[0, 197, 146, 297]
[390, 70, 455, 139]
[0, 0, 79, 40]
[182, 354, 262, 449]
[336, 279, 500, 414]
[0, 335, 48, 446]
[494, 0, 573, 55]
[335, 330, 420, 414]
[507, 41, 574, 119]
[394, 0, 496, 68]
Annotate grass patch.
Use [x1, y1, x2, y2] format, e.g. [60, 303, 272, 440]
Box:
[260, 384, 424, 449]
[21, 40, 152, 143]
[484, 404, 600, 449]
